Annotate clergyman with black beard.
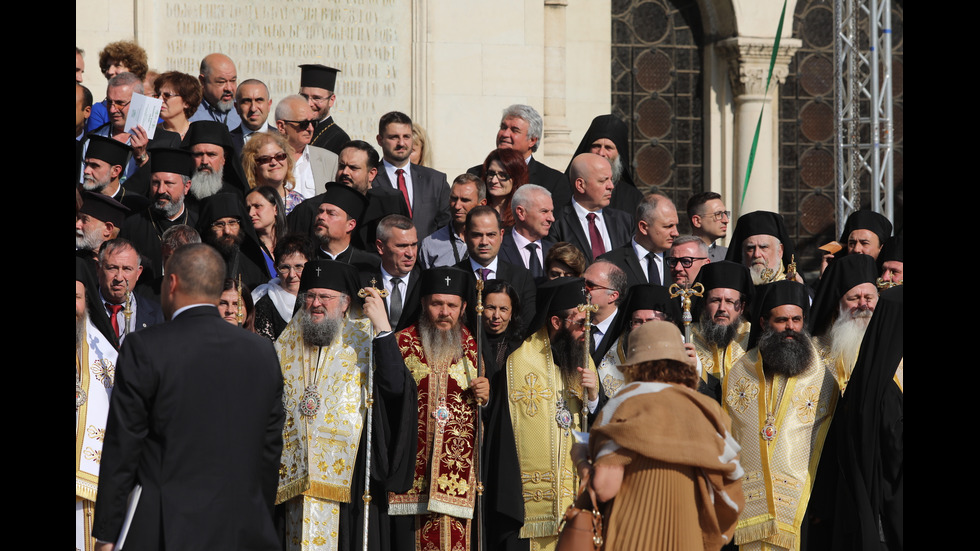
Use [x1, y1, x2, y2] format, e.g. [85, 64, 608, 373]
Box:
[691, 260, 754, 402]
[722, 280, 838, 550]
[196, 193, 271, 289]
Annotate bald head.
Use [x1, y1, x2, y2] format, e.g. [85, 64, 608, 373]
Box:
[199, 53, 237, 112]
[166, 243, 225, 302]
[569, 153, 614, 211]
[276, 95, 316, 151]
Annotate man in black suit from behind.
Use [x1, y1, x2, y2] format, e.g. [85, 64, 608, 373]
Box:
[549, 152, 632, 262]
[93, 243, 283, 551]
[598, 193, 680, 288]
[468, 104, 571, 208]
[373, 111, 450, 240]
[454, 206, 536, 336]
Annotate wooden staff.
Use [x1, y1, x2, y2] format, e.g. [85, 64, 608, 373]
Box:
[669, 282, 704, 343]
[356, 278, 388, 551]
[474, 278, 486, 551]
[577, 290, 598, 433]
[121, 282, 133, 339]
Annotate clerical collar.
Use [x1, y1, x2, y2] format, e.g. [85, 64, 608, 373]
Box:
[320, 244, 349, 260]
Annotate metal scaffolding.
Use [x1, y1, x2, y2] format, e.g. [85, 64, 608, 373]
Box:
[834, 0, 894, 235]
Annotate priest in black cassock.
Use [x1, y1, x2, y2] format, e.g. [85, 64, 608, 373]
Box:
[196, 192, 271, 290]
[299, 64, 351, 155]
[119, 147, 197, 280]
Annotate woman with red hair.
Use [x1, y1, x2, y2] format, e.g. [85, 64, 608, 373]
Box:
[481, 148, 528, 228]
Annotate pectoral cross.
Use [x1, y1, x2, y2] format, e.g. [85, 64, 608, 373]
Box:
[357, 278, 389, 298]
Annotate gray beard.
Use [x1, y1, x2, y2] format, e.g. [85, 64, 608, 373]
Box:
[299, 306, 343, 348]
[76, 226, 102, 251]
[609, 154, 623, 183]
[153, 192, 185, 219]
[551, 326, 585, 389]
[700, 310, 741, 349]
[759, 326, 814, 378]
[82, 173, 110, 193]
[828, 309, 872, 372]
[418, 313, 464, 370]
[214, 98, 234, 113]
[190, 166, 225, 199]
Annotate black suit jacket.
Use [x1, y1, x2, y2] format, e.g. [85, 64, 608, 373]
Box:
[373, 163, 451, 240]
[317, 245, 381, 273]
[467, 156, 572, 210]
[93, 306, 283, 550]
[499, 230, 553, 283]
[454, 258, 537, 339]
[361, 265, 422, 332]
[229, 123, 276, 160]
[598, 242, 673, 288]
[548, 204, 633, 262]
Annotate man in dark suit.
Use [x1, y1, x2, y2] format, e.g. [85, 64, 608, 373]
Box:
[229, 78, 276, 158]
[96, 239, 164, 339]
[467, 104, 571, 208]
[582, 260, 628, 365]
[598, 193, 680, 288]
[362, 214, 422, 331]
[499, 183, 555, 283]
[454, 206, 536, 336]
[93, 243, 283, 551]
[549, 152, 632, 262]
[373, 111, 450, 240]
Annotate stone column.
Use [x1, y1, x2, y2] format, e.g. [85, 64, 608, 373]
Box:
[542, 0, 573, 157]
[719, 37, 800, 215]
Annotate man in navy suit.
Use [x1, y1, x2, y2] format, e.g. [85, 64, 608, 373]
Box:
[598, 193, 680, 288]
[499, 183, 554, 283]
[454, 206, 536, 335]
[96, 239, 164, 340]
[373, 111, 450, 240]
[549, 153, 632, 262]
[229, 78, 275, 158]
[93, 243, 283, 550]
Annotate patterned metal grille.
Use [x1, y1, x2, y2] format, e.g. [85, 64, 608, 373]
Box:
[611, 0, 704, 230]
[780, 0, 903, 275]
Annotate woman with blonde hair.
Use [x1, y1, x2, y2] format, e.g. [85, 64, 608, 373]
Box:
[241, 132, 304, 215]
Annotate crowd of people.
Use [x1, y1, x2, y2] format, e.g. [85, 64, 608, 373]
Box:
[76, 42, 904, 551]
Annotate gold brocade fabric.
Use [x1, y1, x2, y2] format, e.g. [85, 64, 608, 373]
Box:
[693, 319, 751, 385]
[388, 324, 480, 551]
[894, 358, 903, 393]
[275, 315, 374, 506]
[507, 327, 598, 545]
[283, 496, 341, 551]
[723, 346, 838, 551]
[815, 334, 860, 395]
[76, 319, 117, 502]
[597, 335, 626, 399]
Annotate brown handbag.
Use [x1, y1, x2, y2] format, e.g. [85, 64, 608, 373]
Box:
[556, 481, 604, 551]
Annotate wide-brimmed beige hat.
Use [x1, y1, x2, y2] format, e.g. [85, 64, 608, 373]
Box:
[621, 321, 689, 366]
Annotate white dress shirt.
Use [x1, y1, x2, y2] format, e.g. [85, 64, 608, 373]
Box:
[571, 199, 611, 253]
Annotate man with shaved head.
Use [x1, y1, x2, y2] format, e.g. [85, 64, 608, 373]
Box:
[549, 152, 632, 261]
[599, 192, 679, 287]
[190, 53, 241, 130]
[93, 243, 284, 549]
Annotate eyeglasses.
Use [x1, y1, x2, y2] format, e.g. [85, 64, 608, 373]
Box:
[561, 316, 586, 329]
[282, 119, 316, 129]
[305, 292, 343, 304]
[277, 263, 306, 274]
[630, 312, 669, 327]
[699, 210, 731, 221]
[106, 99, 131, 108]
[211, 219, 241, 230]
[301, 93, 334, 104]
[485, 170, 511, 182]
[666, 256, 708, 268]
[549, 269, 572, 279]
[584, 279, 613, 292]
[153, 91, 181, 100]
[256, 152, 288, 165]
